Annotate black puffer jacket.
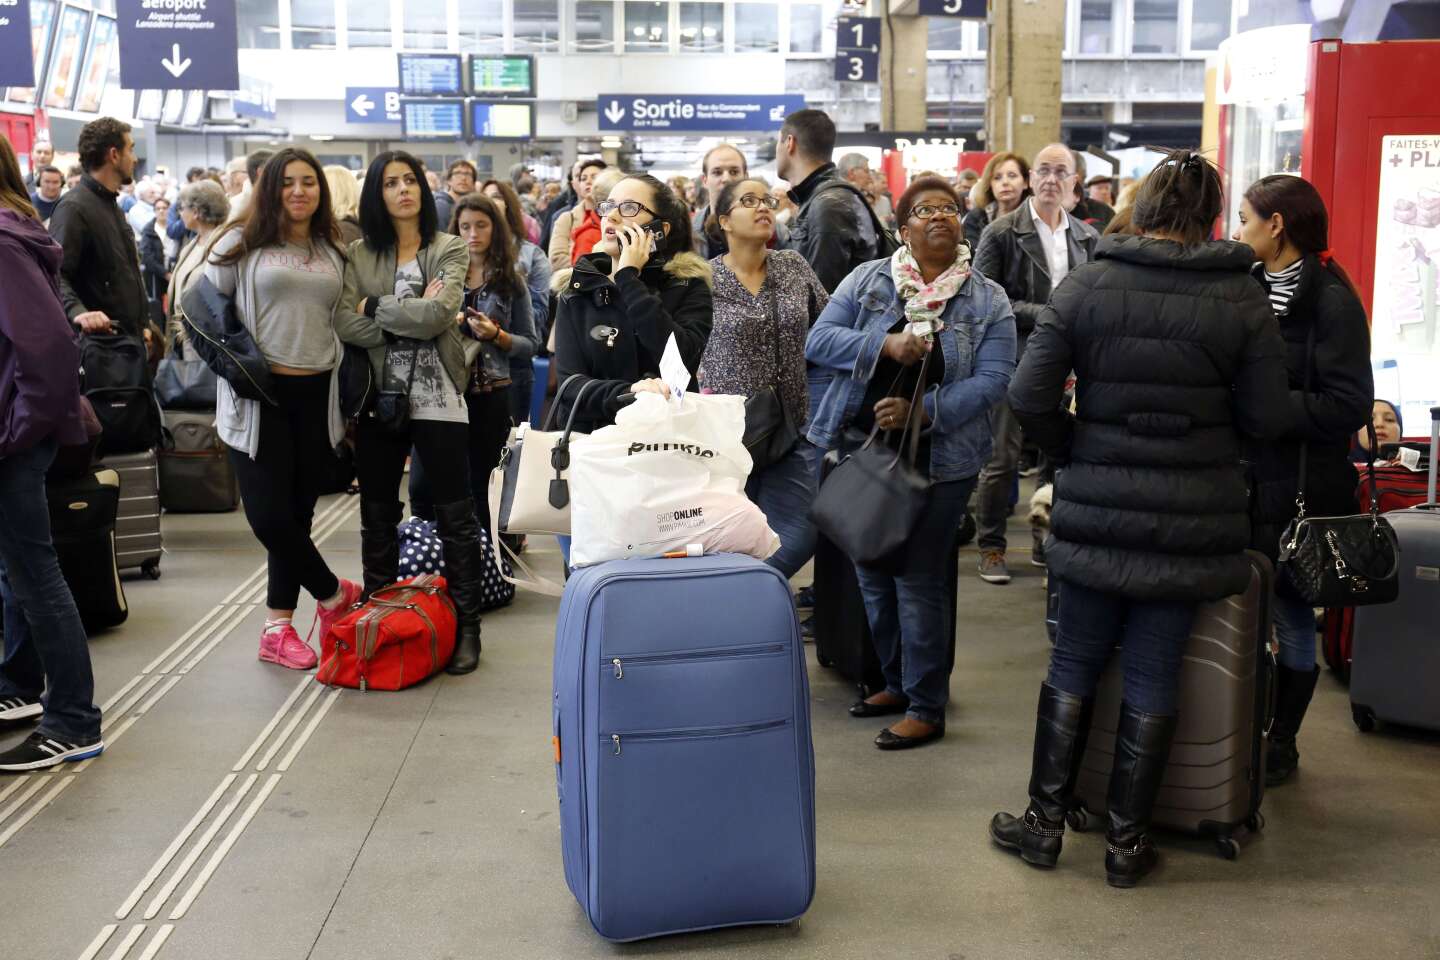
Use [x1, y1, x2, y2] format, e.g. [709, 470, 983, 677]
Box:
[1247, 256, 1373, 562]
[1009, 237, 1290, 601]
[551, 251, 713, 435]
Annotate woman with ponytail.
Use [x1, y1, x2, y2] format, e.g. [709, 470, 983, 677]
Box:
[1234, 175, 1374, 786]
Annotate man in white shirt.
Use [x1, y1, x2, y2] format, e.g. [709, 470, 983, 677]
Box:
[971, 143, 1101, 585]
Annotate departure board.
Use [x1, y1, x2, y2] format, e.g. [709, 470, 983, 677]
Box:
[470, 100, 534, 140]
[400, 98, 465, 140]
[397, 53, 463, 96]
[467, 55, 534, 96]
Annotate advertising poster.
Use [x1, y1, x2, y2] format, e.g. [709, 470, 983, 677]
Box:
[1371, 134, 1440, 430]
[43, 4, 89, 109]
[5, 0, 55, 103]
[74, 13, 116, 113]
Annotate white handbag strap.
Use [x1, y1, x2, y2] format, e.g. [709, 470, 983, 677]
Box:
[488, 464, 566, 597]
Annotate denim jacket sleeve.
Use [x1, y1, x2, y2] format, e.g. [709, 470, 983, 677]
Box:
[506, 284, 537, 363]
[804, 267, 889, 382]
[922, 283, 1017, 435]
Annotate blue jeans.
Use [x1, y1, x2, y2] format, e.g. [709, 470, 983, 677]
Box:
[1046, 579, 1197, 715]
[1273, 589, 1317, 671]
[0, 439, 102, 742]
[853, 477, 975, 726]
[746, 442, 819, 580]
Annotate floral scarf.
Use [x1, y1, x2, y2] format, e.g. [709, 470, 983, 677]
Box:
[890, 242, 972, 339]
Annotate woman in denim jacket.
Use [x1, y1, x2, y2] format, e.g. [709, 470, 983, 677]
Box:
[806, 176, 1017, 750]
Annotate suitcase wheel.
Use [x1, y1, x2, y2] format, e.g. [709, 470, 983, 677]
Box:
[1352, 704, 1376, 733]
[142, 559, 162, 580]
[1215, 837, 1241, 861]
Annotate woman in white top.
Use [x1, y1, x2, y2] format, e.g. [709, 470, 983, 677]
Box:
[204, 147, 359, 671]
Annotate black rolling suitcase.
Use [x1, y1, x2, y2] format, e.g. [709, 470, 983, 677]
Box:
[812, 452, 959, 696]
[47, 468, 129, 631]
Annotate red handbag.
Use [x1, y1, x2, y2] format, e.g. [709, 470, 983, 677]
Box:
[318, 575, 457, 690]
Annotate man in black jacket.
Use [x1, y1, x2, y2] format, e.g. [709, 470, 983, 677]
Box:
[777, 109, 879, 294]
[47, 117, 153, 343]
[973, 143, 1101, 584]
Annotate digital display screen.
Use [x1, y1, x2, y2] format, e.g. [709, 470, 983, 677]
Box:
[5, 0, 57, 104]
[470, 100, 533, 140]
[400, 98, 465, 140]
[73, 13, 115, 113]
[43, 5, 89, 110]
[397, 53, 463, 96]
[467, 55, 533, 96]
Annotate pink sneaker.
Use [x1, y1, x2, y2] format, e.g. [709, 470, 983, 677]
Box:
[258, 624, 318, 670]
[313, 579, 363, 643]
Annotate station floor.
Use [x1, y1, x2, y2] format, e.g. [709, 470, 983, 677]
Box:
[2, 489, 1438, 960]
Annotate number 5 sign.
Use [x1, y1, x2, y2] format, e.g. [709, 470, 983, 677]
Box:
[919, 0, 987, 16]
[835, 15, 880, 84]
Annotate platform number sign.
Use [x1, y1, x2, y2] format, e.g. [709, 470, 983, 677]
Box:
[919, 0, 987, 16]
[835, 16, 880, 84]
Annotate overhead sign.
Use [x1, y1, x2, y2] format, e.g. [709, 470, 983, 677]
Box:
[116, 0, 238, 91]
[1215, 24, 1311, 105]
[836, 49, 878, 82]
[835, 16, 880, 84]
[471, 99, 533, 139]
[468, 54, 533, 97]
[400, 98, 465, 140]
[233, 73, 274, 119]
[345, 86, 400, 124]
[397, 52, 462, 96]
[0, 0, 35, 87]
[919, 0, 987, 16]
[597, 94, 806, 132]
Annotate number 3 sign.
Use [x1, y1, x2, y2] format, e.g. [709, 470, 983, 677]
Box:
[919, 0, 987, 16]
[835, 16, 880, 84]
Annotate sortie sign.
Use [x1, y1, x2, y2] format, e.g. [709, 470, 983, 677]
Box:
[597, 94, 807, 132]
[117, 0, 239, 91]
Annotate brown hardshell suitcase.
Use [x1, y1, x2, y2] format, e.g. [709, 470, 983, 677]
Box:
[1068, 551, 1274, 860]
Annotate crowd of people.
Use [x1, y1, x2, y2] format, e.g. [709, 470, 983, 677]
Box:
[0, 106, 1387, 888]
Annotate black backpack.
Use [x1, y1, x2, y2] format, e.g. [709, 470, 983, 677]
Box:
[77, 332, 162, 456]
[812, 180, 901, 262]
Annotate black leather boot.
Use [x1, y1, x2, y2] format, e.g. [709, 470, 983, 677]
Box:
[359, 499, 403, 598]
[990, 684, 1094, 868]
[1266, 665, 1320, 786]
[434, 499, 483, 675]
[1104, 703, 1178, 888]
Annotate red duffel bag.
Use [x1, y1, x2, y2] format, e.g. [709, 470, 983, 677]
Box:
[318, 575, 457, 690]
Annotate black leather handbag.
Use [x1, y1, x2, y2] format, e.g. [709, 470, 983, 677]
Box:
[742, 284, 800, 473]
[375, 340, 419, 434]
[809, 351, 931, 566]
[154, 341, 219, 410]
[1276, 325, 1400, 606]
[179, 275, 278, 405]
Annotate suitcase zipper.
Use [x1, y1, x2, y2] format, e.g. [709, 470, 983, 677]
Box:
[609, 643, 786, 679]
[607, 718, 791, 756]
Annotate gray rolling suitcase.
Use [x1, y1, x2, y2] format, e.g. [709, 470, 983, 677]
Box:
[1350, 406, 1440, 734]
[98, 449, 164, 579]
[1068, 551, 1273, 860]
[159, 410, 240, 513]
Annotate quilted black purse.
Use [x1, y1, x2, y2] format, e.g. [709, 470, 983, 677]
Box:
[1276, 323, 1399, 606]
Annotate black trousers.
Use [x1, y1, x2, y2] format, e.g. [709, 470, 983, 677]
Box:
[229, 374, 343, 611]
[357, 415, 473, 513]
[409, 387, 511, 530]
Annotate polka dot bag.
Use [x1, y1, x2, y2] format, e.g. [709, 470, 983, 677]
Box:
[397, 517, 515, 612]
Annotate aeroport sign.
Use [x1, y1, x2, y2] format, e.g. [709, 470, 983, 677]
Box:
[116, 0, 239, 91]
[597, 94, 807, 132]
[0, 0, 35, 87]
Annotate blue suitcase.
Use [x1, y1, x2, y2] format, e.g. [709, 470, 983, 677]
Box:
[552, 554, 816, 942]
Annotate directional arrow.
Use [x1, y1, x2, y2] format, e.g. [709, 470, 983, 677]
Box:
[160, 43, 191, 78]
[604, 100, 626, 125]
[350, 93, 374, 118]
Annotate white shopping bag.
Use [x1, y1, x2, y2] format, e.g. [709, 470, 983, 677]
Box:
[568, 392, 780, 566]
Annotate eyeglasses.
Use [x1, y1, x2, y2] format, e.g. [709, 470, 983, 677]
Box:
[734, 194, 780, 210]
[597, 199, 660, 218]
[1033, 166, 1075, 182]
[910, 203, 960, 220]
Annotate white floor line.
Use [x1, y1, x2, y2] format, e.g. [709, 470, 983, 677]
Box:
[231, 677, 311, 773]
[243, 580, 266, 606]
[169, 773, 282, 920]
[219, 564, 269, 606]
[134, 676, 184, 716]
[116, 775, 237, 920]
[102, 924, 146, 960]
[0, 774, 31, 806]
[0, 776, 46, 826]
[156, 604, 249, 676]
[99, 674, 149, 715]
[142, 774, 258, 921]
[0, 776, 74, 847]
[255, 685, 324, 771]
[102, 676, 164, 732]
[276, 688, 342, 772]
[140, 605, 226, 676]
[76, 925, 117, 960]
[178, 604, 257, 675]
[134, 925, 173, 960]
[312, 500, 359, 547]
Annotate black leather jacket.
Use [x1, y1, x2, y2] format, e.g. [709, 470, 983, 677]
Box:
[785, 163, 876, 294]
[48, 176, 150, 338]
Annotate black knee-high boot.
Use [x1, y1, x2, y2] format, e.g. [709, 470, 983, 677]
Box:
[434, 499, 483, 675]
[360, 499, 403, 598]
[1104, 702, 1178, 888]
[1266, 665, 1319, 786]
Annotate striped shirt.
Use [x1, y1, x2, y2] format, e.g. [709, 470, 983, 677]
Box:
[1264, 259, 1304, 317]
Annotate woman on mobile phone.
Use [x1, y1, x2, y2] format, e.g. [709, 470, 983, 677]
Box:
[335, 150, 486, 676]
[550, 174, 714, 435]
